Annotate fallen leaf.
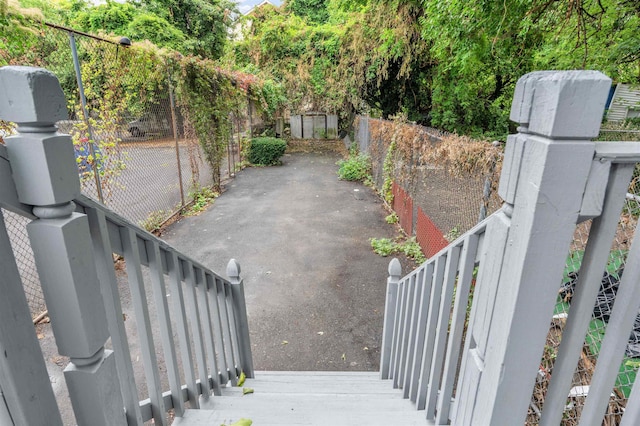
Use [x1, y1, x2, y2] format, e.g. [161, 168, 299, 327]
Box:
[229, 419, 252, 426]
[363, 347, 369, 351]
[282, 340, 288, 345]
[242, 387, 254, 395]
[317, 331, 324, 336]
[237, 371, 246, 387]
[341, 353, 346, 361]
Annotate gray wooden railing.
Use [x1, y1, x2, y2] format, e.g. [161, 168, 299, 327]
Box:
[381, 70, 640, 425]
[0, 66, 253, 425]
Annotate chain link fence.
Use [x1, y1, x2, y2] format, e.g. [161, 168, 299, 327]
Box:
[355, 116, 502, 254]
[525, 130, 640, 424]
[1, 23, 255, 318]
[527, 180, 639, 424]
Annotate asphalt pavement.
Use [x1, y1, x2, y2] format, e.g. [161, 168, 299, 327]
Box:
[163, 149, 413, 371]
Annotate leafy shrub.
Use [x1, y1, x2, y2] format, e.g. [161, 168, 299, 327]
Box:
[248, 137, 287, 165]
[336, 153, 371, 181]
[370, 238, 396, 257]
[370, 236, 426, 264]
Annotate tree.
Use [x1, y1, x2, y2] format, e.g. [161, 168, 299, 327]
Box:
[285, 0, 329, 24]
[127, 13, 186, 50]
[141, 0, 235, 59]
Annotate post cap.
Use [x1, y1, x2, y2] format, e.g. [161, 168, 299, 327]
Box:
[388, 258, 402, 278]
[510, 70, 611, 138]
[0, 66, 67, 126]
[227, 259, 241, 279]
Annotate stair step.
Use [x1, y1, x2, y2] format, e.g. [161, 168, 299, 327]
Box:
[172, 371, 426, 426]
[226, 371, 398, 395]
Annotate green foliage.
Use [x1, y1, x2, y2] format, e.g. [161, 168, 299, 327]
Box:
[141, 209, 168, 232]
[185, 186, 218, 215]
[127, 13, 186, 50]
[248, 137, 287, 165]
[286, 0, 329, 24]
[381, 138, 395, 204]
[445, 226, 460, 242]
[370, 236, 426, 264]
[385, 213, 398, 224]
[142, 0, 234, 59]
[370, 237, 396, 257]
[336, 153, 371, 181]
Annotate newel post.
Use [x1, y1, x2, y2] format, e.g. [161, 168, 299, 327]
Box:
[452, 71, 611, 425]
[0, 66, 126, 425]
[227, 259, 254, 378]
[380, 258, 401, 379]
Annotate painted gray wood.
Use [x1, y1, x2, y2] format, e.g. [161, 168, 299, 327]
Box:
[435, 233, 480, 424]
[0, 211, 62, 426]
[0, 145, 33, 218]
[417, 254, 447, 410]
[194, 268, 221, 395]
[1, 65, 126, 425]
[459, 71, 612, 425]
[402, 269, 424, 398]
[621, 370, 640, 426]
[408, 263, 434, 403]
[183, 261, 212, 400]
[227, 259, 255, 377]
[120, 227, 167, 425]
[206, 274, 231, 384]
[397, 273, 418, 390]
[216, 276, 237, 381]
[85, 207, 144, 425]
[392, 277, 410, 388]
[540, 163, 634, 425]
[222, 278, 242, 377]
[580, 218, 640, 423]
[175, 372, 428, 426]
[380, 258, 401, 379]
[146, 240, 185, 417]
[168, 253, 200, 408]
[425, 245, 461, 420]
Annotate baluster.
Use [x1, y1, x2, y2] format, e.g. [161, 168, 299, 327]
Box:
[227, 259, 254, 378]
[168, 253, 199, 408]
[0, 66, 126, 425]
[194, 267, 221, 396]
[380, 258, 401, 379]
[0, 209, 62, 425]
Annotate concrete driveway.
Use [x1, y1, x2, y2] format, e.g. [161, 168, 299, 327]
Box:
[163, 149, 413, 371]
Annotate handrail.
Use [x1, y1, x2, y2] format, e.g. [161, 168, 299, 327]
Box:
[380, 208, 494, 422]
[79, 192, 253, 423]
[0, 66, 253, 425]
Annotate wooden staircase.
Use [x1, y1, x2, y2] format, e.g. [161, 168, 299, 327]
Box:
[173, 371, 426, 425]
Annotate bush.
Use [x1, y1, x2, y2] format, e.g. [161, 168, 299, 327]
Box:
[248, 137, 287, 165]
[336, 153, 371, 181]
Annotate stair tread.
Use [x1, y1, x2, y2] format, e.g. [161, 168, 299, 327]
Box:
[230, 372, 397, 395]
[174, 394, 425, 425]
[173, 372, 426, 426]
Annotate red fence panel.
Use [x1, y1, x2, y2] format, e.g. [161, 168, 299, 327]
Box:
[392, 182, 413, 235]
[416, 207, 449, 258]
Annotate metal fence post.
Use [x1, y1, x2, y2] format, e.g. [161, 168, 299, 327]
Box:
[167, 68, 185, 207]
[69, 32, 104, 204]
[381, 258, 402, 379]
[0, 66, 125, 425]
[226, 259, 254, 378]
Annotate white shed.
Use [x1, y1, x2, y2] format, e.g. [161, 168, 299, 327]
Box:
[290, 112, 338, 139]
